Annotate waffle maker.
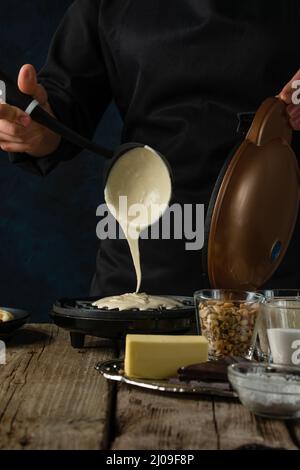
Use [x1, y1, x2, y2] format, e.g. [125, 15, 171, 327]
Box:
[50, 296, 195, 347]
[1, 70, 299, 346]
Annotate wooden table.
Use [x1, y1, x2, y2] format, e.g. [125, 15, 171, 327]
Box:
[0, 324, 300, 450]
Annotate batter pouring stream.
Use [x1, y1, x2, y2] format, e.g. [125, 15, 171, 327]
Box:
[93, 146, 182, 311]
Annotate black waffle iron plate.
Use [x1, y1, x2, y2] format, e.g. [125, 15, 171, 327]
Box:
[50, 296, 196, 348]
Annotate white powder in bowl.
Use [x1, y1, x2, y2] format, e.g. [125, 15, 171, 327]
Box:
[229, 369, 300, 418]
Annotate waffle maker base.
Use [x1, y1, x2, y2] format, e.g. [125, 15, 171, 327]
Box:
[50, 296, 196, 348]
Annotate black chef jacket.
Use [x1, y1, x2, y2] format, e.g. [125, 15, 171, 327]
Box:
[10, 0, 300, 295]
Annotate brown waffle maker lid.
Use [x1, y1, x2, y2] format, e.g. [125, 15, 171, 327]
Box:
[205, 97, 300, 290]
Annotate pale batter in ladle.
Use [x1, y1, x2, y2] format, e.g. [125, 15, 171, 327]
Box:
[93, 145, 183, 311]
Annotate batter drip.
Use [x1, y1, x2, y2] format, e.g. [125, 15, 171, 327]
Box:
[92, 292, 183, 311]
[93, 146, 181, 311]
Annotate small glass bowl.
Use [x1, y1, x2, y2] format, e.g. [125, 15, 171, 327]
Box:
[228, 362, 300, 419]
[194, 290, 263, 360]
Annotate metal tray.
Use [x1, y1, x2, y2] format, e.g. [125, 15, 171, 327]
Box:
[96, 359, 238, 399]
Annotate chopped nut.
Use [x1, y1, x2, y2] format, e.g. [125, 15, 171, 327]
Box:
[198, 298, 259, 359]
[213, 305, 222, 314]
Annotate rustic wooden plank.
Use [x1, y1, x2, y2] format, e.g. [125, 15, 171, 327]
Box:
[214, 399, 298, 450]
[112, 385, 299, 450]
[112, 385, 218, 450]
[287, 421, 300, 448]
[0, 324, 115, 450]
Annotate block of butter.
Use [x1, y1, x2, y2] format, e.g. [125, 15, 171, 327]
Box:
[124, 334, 208, 379]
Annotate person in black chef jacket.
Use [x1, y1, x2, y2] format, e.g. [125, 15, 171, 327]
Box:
[0, 0, 299, 296]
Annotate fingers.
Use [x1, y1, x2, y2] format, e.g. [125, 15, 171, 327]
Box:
[18, 64, 48, 105]
[279, 69, 300, 104]
[0, 66, 58, 156]
[33, 83, 48, 106]
[0, 131, 24, 144]
[289, 118, 300, 131]
[18, 64, 37, 96]
[0, 142, 31, 153]
[279, 82, 294, 104]
[278, 69, 300, 130]
[285, 103, 300, 130]
[0, 103, 31, 126]
[0, 119, 28, 138]
[0, 97, 35, 151]
[0, 121, 37, 147]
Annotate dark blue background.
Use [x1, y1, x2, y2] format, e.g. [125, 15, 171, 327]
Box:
[0, 0, 122, 321]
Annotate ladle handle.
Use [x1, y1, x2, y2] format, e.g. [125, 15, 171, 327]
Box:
[31, 106, 113, 159]
[0, 69, 113, 159]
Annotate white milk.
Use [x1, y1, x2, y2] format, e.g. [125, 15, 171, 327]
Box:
[267, 328, 300, 366]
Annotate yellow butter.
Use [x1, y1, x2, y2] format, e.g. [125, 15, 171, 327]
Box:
[124, 334, 208, 379]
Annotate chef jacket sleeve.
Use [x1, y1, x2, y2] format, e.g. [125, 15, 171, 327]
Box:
[9, 0, 112, 176]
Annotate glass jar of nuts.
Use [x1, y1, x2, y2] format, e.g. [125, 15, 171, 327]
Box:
[194, 290, 264, 360]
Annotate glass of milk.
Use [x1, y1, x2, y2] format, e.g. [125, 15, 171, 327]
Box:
[260, 292, 300, 367]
